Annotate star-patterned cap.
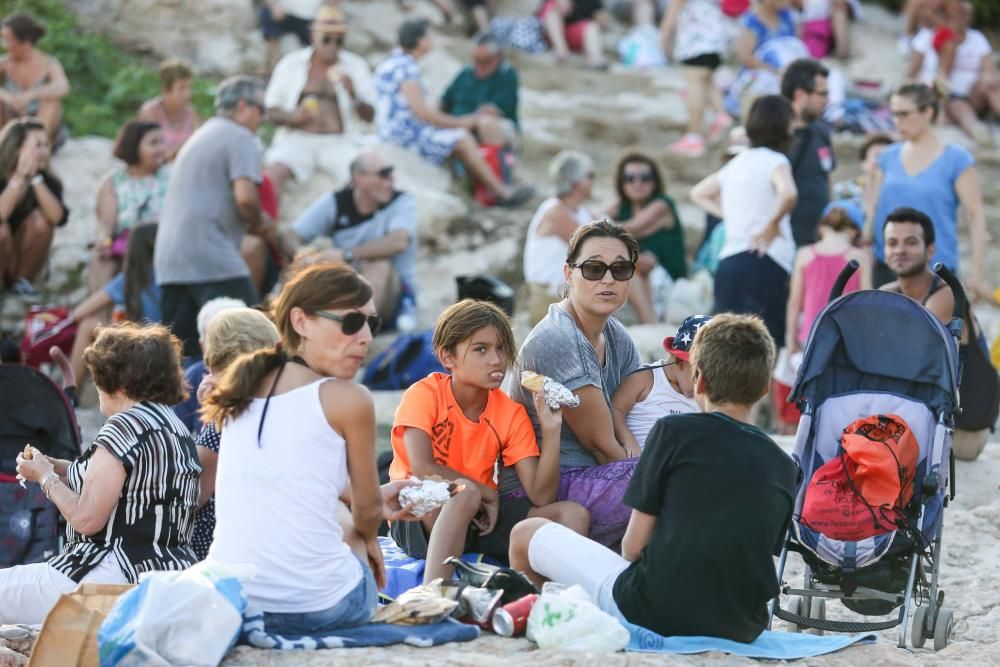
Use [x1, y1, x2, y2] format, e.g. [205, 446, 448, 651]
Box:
[662, 315, 712, 362]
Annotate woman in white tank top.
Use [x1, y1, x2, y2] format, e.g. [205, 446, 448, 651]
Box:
[202, 263, 417, 634]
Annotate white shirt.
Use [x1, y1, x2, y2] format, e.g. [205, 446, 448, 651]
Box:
[523, 197, 592, 293]
[209, 379, 362, 613]
[265, 47, 375, 139]
[625, 363, 700, 448]
[911, 28, 992, 98]
[718, 147, 796, 272]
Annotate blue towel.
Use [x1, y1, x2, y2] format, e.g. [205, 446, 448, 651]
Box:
[379, 536, 498, 602]
[239, 606, 480, 650]
[625, 623, 878, 658]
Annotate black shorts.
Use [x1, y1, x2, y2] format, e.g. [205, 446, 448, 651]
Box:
[259, 5, 312, 44]
[160, 277, 259, 360]
[681, 53, 722, 70]
[389, 494, 533, 564]
[714, 251, 789, 346]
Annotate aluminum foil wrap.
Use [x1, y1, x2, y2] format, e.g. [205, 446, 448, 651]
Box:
[398, 477, 453, 518]
[540, 377, 580, 410]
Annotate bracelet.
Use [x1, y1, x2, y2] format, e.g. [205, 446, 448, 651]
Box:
[41, 471, 59, 498]
[30, 174, 44, 186]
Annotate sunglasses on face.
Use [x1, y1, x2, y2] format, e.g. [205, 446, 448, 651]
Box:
[622, 172, 654, 184]
[569, 259, 636, 281]
[321, 33, 345, 46]
[315, 310, 382, 336]
[375, 166, 394, 179]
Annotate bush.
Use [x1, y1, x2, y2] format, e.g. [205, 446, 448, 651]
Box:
[0, 0, 215, 138]
[866, 0, 999, 29]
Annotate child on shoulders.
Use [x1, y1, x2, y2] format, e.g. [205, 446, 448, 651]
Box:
[389, 299, 589, 583]
[611, 315, 709, 453]
[509, 314, 799, 642]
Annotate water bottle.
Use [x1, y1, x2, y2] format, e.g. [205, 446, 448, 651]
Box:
[396, 294, 417, 332]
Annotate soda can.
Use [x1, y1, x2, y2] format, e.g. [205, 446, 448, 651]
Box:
[491, 594, 538, 637]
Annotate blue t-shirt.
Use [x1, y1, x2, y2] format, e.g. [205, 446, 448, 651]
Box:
[873, 143, 974, 271]
[742, 9, 797, 46]
[101, 271, 162, 322]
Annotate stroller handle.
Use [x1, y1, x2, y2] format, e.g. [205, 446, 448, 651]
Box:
[933, 262, 967, 330]
[827, 259, 860, 303]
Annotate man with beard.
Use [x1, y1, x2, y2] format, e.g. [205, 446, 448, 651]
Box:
[880, 206, 996, 461]
[781, 58, 835, 247]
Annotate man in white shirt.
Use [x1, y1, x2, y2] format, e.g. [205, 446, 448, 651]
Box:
[264, 5, 375, 197]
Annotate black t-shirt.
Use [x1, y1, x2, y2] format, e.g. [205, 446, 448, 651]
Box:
[789, 122, 835, 247]
[612, 412, 799, 643]
[0, 171, 69, 232]
[565, 0, 603, 24]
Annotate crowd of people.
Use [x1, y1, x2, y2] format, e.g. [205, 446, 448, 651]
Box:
[1, 0, 999, 648]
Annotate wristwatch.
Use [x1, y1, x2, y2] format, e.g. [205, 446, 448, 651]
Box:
[343, 248, 355, 264]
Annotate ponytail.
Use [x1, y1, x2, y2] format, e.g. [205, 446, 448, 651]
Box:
[200, 347, 286, 430]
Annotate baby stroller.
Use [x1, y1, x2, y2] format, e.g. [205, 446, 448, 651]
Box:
[0, 364, 81, 566]
[771, 261, 964, 650]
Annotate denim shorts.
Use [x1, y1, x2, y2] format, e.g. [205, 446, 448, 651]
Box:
[261, 556, 377, 635]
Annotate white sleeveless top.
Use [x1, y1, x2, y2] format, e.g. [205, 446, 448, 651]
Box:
[523, 197, 592, 293]
[209, 378, 361, 613]
[625, 363, 700, 448]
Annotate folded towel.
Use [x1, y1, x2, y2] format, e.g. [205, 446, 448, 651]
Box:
[625, 623, 877, 658]
[239, 607, 480, 650]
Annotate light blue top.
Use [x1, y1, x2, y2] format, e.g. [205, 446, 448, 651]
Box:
[102, 271, 162, 322]
[873, 142, 974, 271]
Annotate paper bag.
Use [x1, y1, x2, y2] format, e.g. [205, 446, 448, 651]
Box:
[27, 584, 133, 667]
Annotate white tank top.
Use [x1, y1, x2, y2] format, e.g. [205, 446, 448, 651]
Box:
[209, 378, 362, 613]
[625, 363, 701, 448]
[523, 197, 592, 292]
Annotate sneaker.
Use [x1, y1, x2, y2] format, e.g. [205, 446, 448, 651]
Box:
[10, 278, 39, 299]
[667, 134, 706, 157]
[495, 184, 535, 208]
[706, 112, 734, 145]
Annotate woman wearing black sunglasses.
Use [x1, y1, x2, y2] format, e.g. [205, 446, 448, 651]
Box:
[604, 151, 688, 324]
[201, 262, 417, 636]
[504, 220, 643, 551]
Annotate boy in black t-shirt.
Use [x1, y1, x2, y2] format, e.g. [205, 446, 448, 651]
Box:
[509, 314, 799, 642]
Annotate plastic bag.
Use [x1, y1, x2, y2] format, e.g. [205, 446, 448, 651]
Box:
[526, 584, 629, 652]
[98, 561, 249, 667]
[618, 25, 666, 68]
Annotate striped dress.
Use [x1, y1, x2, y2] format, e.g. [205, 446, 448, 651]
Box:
[48, 401, 202, 583]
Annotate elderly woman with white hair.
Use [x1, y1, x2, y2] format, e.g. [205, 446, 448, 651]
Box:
[523, 149, 595, 325]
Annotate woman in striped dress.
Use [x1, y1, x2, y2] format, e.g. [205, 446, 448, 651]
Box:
[5, 323, 201, 625]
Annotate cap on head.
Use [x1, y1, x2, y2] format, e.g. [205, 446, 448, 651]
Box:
[312, 5, 348, 34]
[662, 315, 713, 362]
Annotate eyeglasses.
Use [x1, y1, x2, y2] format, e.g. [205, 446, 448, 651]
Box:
[321, 33, 345, 46]
[622, 172, 654, 184]
[568, 259, 636, 281]
[315, 310, 382, 336]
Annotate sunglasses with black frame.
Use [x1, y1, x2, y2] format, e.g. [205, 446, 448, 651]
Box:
[321, 33, 345, 46]
[315, 310, 382, 336]
[568, 259, 636, 281]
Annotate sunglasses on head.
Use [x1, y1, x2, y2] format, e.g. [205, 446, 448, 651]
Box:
[622, 172, 654, 184]
[321, 33, 345, 46]
[569, 259, 636, 281]
[315, 310, 382, 336]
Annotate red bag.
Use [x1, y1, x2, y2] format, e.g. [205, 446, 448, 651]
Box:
[800, 414, 919, 541]
[20, 306, 78, 368]
[473, 144, 515, 207]
[721, 0, 750, 19]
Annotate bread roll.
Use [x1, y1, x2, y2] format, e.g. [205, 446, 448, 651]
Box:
[520, 371, 547, 393]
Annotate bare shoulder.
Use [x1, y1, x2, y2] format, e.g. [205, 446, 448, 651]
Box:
[320, 378, 373, 409]
[879, 279, 900, 292]
[617, 366, 654, 397]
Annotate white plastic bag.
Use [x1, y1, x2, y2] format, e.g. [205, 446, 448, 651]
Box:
[98, 561, 249, 667]
[526, 584, 629, 652]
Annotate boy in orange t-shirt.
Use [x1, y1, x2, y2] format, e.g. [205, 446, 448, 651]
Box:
[390, 300, 590, 582]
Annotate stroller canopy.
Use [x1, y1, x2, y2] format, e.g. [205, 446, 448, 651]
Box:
[0, 365, 81, 473]
[791, 290, 959, 418]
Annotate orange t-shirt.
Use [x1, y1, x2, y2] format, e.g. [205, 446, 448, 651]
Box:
[389, 372, 539, 489]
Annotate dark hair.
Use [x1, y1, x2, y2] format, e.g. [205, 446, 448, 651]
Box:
[203, 262, 373, 427]
[858, 133, 892, 162]
[746, 95, 793, 153]
[780, 58, 829, 100]
[158, 58, 193, 92]
[84, 323, 187, 404]
[433, 299, 517, 368]
[883, 206, 935, 246]
[0, 117, 47, 178]
[399, 18, 429, 50]
[2, 14, 46, 44]
[613, 150, 665, 205]
[689, 313, 775, 406]
[112, 120, 161, 166]
[893, 82, 941, 122]
[566, 219, 640, 266]
[123, 224, 158, 322]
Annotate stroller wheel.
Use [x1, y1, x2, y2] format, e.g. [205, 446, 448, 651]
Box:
[911, 605, 929, 649]
[933, 607, 954, 651]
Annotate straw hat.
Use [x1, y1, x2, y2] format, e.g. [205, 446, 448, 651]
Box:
[312, 5, 348, 34]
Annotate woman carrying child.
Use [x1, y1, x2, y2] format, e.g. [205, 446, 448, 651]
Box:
[506, 220, 643, 551]
[611, 316, 708, 452]
[389, 299, 589, 583]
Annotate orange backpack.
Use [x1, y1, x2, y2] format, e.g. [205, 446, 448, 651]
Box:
[801, 414, 920, 542]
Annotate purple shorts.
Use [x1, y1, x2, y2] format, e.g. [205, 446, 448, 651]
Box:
[557, 458, 639, 552]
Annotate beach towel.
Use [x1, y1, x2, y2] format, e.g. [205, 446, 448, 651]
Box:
[625, 622, 877, 658]
[238, 607, 480, 650]
[379, 536, 499, 602]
